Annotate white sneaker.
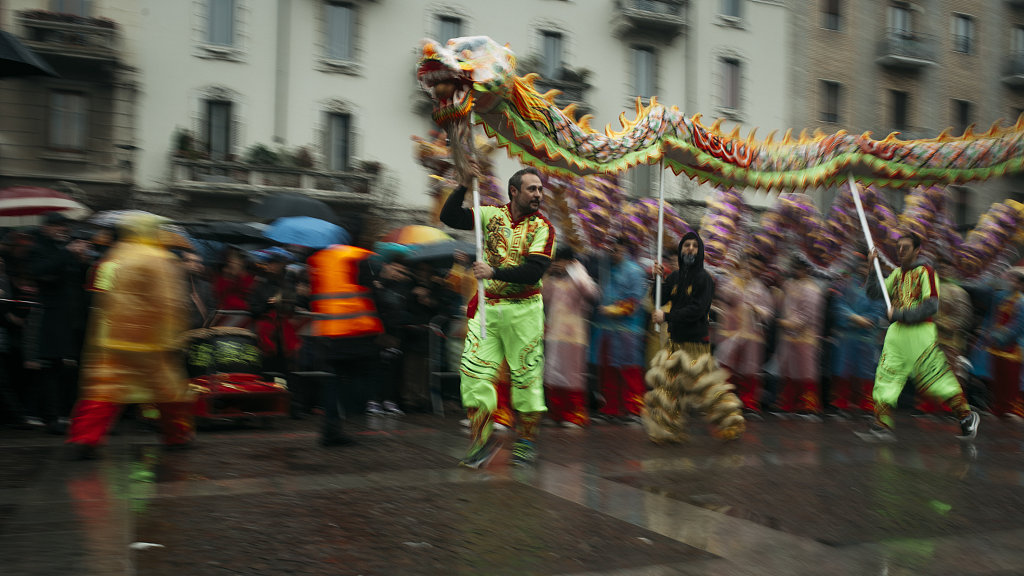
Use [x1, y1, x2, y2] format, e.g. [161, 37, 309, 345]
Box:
[382, 401, 404, 416]
[365, 401, 386, 415]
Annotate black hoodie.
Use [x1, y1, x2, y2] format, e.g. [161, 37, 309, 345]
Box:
[658, 232, 715, 343]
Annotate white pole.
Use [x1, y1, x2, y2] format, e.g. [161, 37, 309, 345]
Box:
[472, 184, 487, 340]
[847, 175, 892, 310]
[654, 159, 666, 336]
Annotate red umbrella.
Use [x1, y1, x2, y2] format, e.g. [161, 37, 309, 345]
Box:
[0, 186, 91, 227]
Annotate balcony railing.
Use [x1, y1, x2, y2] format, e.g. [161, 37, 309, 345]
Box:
[875, 29, 937, 68]
[614, 0, 687, 38]
[533, 77, 592, 115]
[169, 158, 375, 199]
[1003, 53, 1024, 87]
[17, 10, 119, 62]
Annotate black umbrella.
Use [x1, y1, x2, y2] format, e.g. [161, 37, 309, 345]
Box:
[249, 192, 339, 223]
[0, 30, 58, 78]
[180, 221, 269, 244]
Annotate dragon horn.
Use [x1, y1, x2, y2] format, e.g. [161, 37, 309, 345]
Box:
[781, 129, 794, 144]
[561, 103, 578, 121]
[746, 127, 758, 144]
[710, 118, 725, 132]
[578, 114, 595, 133]
[936, 127, 953, 141]
[963, 123, 977, 138]
[728, 125, 741, 139]
[987, 120, 1003, 137]
[764, 130, 777, 145]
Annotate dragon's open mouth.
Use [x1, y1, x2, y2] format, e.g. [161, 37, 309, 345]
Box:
[417, 60, 473, 125]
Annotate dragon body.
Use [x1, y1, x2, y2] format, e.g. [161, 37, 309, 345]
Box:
[417, 36, 1024, 190]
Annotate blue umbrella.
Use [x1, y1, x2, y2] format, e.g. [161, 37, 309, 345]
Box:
[264, 216, 349, 249]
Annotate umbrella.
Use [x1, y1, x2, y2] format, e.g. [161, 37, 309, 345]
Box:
[182, 221, 269, 245]
[0, 186, 90, 227]
[0, 30, 58, 78]
[264, 216, 350, 249]
[89, 209, 159, 228]
[380, 225, 451, 245]
[250, 192, 339, 223]
[404, 240, 475, 263]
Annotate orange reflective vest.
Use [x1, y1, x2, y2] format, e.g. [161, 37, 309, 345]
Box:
[307, 245, 383, 338]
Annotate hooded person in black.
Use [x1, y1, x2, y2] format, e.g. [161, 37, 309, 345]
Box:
[653, 232, 715, 344]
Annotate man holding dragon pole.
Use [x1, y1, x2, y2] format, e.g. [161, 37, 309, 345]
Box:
[440, 162, 555, 468]
[857, 233, 980, 442]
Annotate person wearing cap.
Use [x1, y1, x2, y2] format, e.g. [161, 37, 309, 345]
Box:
[978, 267, 1024, 419]
[714, 251, 774, 417]
[248, 247, 303, 416]
[857, 232, 980, 442]
[590, 236, 648, 424]
[773, 254, 826, 420]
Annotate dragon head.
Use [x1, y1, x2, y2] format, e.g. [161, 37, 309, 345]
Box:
[417, 36, 516, 127]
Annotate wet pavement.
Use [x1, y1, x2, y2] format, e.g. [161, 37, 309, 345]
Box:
[2, 411, 1024, 575]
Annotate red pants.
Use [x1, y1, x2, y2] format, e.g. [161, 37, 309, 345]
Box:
[493, 365, 514, 428]
[598, 365, 644, 417]
[831, 377, 874, 412]
[731, 374, 762, 411]
[544, 386, 589, 426]
[68, 400, 195, 447]
[990, 357, 1024, 417]
[778, 379, 821, 413]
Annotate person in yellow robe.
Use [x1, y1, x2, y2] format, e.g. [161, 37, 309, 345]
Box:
[66, 214, 194, 459]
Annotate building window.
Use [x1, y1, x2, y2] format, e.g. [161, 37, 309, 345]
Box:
[890, 90, 908, 131]
[51, 0, 90, 16]
[541, 31, 563, 79]
[888, 5, 911, 37]
[327, 113, 351, 171]
[633, 46, 655, 98]
[952, 14, 973, 54]
[820, 80, 840, 123]
[438, 15, 461, 44]
[327, 2, 355, 61]
[953, 99, 971, 134]
[207, 0, 234, 46]
[822, 0, 840, 31]
[1014, 26, 1024, 54]
[204, 100, 232, 160]
[721, 0, 741, 18]
[49, 91, 87, 151]
[722, 58, 741, 110]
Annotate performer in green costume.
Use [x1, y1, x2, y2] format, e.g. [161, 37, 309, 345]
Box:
[857, 233, 980, 442]
[441, 166, 555, 467]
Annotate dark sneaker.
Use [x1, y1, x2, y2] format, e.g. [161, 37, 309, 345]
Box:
[459, 436, 501, 469]
[855, 424, 896, 443]
[510, 439, 538, 466]
[957, 411, 980, 441]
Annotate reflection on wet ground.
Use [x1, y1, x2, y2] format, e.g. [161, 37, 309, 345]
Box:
[1, 412, 1023, 575]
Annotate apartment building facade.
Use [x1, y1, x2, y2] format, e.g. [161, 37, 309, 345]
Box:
[790, 0, 1024, 227]
[0, 0, 791, 238]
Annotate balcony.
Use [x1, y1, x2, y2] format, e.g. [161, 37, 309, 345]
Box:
[17, 10, 119, 63]
[1003, 53, 1024, 87]
[169, 158, 376, 202]
[614, 0, 687, 39]
[533, 77, 592, 117]
[875, 30, 937, 69]
[515, 57, 593, 116]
